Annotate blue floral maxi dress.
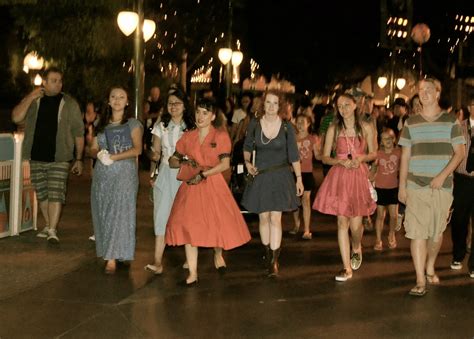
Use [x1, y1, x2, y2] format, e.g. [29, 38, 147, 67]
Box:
[91, 118, 142, 261]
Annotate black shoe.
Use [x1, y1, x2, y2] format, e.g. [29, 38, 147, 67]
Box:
[216, 266, 227, 275]
[268, 248, 281, 277]
[178, 279, 198, 287]
[263, 244, 271, 271]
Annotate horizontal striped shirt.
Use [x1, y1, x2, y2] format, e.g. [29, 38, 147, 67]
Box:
[455, 118, 474, 177]
[398, 111, 465, 191]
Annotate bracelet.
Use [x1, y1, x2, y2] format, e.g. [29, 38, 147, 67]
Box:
[76, 159, 83, 162]
[296, 174, 302, 178]
[199, 171, 207, 180]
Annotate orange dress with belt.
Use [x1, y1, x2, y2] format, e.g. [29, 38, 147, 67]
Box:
[166, 126, 251, 250]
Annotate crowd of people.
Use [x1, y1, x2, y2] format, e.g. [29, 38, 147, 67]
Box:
[11, 67, 474, 295]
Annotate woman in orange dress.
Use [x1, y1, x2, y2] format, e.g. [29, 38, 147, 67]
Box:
[166, 98, 251, 286]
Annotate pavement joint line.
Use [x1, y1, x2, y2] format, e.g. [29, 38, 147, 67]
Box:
[54, 307, 110, 339]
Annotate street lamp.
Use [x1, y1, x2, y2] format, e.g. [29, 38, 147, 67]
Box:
[117, 11, 156, 42]
[218, 48, 232, 65]
[218, 47, 244, 96]
[23, 51, 44, 87]
[396, 78, 406, 90]
[377, 76, 388, 89]
[33, 74, 42, 86]
[116, 1, 156, 119]
[24, 52, 44, 71]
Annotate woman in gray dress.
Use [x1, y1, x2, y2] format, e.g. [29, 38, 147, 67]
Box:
[242, 90, 304, 277]
[90, 86, 143, 274]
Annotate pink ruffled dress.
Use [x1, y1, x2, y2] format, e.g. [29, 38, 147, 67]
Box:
[313, 134, 376, 217]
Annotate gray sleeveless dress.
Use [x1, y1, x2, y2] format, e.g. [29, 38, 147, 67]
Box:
[241, 118, 300, 213]
[91, 118, 142, 261]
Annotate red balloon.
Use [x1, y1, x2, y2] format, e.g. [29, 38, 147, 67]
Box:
[411, 23, 431, 45]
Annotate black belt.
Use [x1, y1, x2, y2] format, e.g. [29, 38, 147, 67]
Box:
[258, 163, 289, 174]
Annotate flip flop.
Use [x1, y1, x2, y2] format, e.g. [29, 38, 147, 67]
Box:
[409, 285, 427, 297]
[426, 274, 440, 285]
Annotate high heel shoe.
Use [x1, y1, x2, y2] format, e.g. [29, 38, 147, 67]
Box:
[178, 277, 198, 287]
[144, 264, 163, 275]
[214, 256, 227, 275]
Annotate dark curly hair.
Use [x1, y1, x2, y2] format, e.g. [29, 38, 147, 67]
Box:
[196, 97, 225, 128]
[160, 85, 194, 131]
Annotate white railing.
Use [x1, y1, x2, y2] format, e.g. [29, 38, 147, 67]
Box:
[0, 133, 37, 238]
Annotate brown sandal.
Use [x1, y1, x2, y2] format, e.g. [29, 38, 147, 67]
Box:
[408, 285, 427, 296]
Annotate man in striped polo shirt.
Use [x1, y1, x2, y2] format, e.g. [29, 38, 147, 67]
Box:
[450, 95, 474, 278]
[398, 78, 465, 297]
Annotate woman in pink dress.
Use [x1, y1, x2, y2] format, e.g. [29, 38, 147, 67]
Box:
[313, 93, 377, 282]
[166, 98, 251, 286]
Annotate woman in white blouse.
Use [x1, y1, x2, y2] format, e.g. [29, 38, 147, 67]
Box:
[145, 86, 194, 274]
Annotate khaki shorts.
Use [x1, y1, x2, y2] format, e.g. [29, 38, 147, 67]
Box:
[30, 161, 70, 204]
[404, 188, 453, 240]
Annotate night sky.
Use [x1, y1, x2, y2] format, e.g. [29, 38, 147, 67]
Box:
[242, 0, 474, 92]
[0, 0, 473, 103]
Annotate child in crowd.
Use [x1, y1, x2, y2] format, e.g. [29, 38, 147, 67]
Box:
[369, 128, 401, 250]
[291, 114, 321, 239]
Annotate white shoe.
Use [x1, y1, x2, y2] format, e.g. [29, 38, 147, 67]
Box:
[335, 269, 353, 282]
[37, 227, 50, 238]
[88, 235, 95, 241]
[47, 229, 59, 244]
[350, 252, 362, 271]
[450, 261, 462, 270]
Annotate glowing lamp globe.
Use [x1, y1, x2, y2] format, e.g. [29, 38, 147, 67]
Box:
[143, 19, 156, 42]
[396, 78, 406, 90]
[34, 74, 43, 86]
[218, 48, 232, 65]
[411, 23, 431, 45]
[231, 51, 243, 67]
[117, 11, 139, 36]
[377, 76, 388, 89]
[24, 52, 44, 70]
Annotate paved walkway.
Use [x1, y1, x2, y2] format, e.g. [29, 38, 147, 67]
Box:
[0, 166, 472, 338]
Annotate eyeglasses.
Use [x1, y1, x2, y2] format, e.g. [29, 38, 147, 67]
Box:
[168, 101, 183, 107]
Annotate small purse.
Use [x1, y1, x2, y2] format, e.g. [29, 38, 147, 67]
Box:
[368, 179, 378, 202]
[176, 162, 201, 181]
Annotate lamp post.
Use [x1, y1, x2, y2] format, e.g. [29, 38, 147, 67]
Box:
[218, 48, 244, 98]
[117, 1, 156, 119]
[377, 74, 406, 106]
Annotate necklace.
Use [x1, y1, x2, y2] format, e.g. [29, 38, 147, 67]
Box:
[343, 128, 356, 160]
[260, 117, 281, 145]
